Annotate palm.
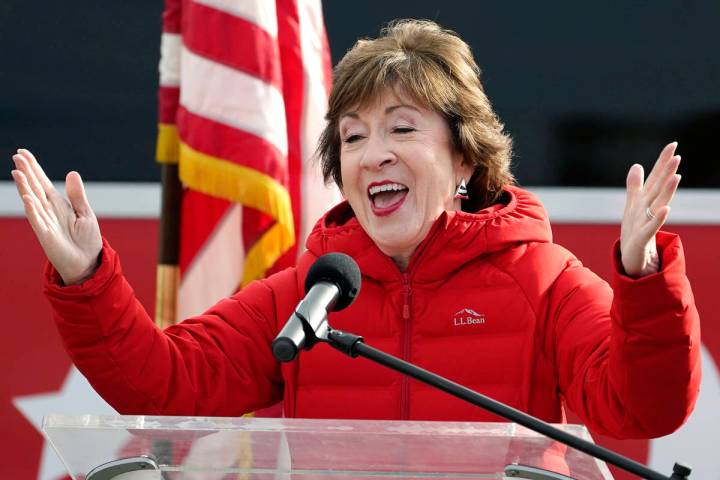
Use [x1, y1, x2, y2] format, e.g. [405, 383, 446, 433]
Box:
[44, 198, 100, 273]
[11, 149, 102, 285]
[620, 142, 682, 277]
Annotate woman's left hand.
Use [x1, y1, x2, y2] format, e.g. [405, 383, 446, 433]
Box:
[620, 142, 682, 278]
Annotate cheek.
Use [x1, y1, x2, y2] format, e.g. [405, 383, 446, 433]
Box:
[417, 163, 454, 209]
[339, 155, 361, 201]
[339, 154, 352, 185]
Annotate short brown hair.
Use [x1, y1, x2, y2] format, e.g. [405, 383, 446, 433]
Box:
[317, 19, 514, 209]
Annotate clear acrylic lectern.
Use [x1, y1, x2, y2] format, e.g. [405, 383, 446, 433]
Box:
[42, 415, 613, 479]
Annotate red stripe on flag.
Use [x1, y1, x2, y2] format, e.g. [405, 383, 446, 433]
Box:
[159, 86, 180, 124]
[162, 0, 181, 33]
[179, 191, 232, 273]
[242, 206, 276, 253]
[177, 106, 289, 185]
[266, 0, 304, 273]
[184, 2, 282, 88]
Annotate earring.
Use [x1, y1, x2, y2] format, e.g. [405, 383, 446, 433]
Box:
[454, 178, 469, 200]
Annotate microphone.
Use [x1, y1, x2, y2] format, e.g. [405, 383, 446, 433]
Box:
[272, 253, 361, 363]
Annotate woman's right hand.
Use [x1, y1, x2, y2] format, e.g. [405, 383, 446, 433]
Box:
[11, 149, 102, 285]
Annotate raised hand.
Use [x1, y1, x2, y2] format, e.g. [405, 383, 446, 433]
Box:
[10, 149, 102, 285]
[620, 142, 682, 278]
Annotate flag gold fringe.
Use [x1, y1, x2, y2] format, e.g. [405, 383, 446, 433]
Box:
[241, 221, 290, 287]
[178, 142, 296, 282]
[156, 124, 180, 164]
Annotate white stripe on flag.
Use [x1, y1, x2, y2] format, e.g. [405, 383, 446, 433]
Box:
[192, 0, 278, 37]
[297, 0, 341, 245]
[180, 46, 288, 156]
[177, 204, 245, 320]
[159, 33, 182, 87]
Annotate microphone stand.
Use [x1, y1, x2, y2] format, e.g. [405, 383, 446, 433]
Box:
[311, 327, 691, 480]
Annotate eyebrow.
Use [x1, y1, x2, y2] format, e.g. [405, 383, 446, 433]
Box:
[385, 104, 421, 114]
[340, 104, 421, 120]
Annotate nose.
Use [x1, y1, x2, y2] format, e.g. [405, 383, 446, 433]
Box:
[358, 133, 396, 170]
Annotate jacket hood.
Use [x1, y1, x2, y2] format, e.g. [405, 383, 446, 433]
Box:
[304, 185, 552, 284]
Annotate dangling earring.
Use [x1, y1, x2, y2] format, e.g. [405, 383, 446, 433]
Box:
[454, 178, 469, 200]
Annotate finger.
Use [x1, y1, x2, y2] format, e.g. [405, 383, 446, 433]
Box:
[65, 171, 93, 217]
[11, 169, 33, 199]
[641, 205, 671, 238]
[644, 155, 681, 204]
[644, 142, 678, 193]
[17, 148, 56, 196]
[12, 167, 60, 225]
[650, 173, 681, 212]
[624, 163, 644, 212]
[18, 150, 66, 220]
[21, 194, 49, 234]
[12, 169, 56, 228]
[12, 170, 55, 234]
[13, 154, 49, 208]
[12, 169, 43, 214]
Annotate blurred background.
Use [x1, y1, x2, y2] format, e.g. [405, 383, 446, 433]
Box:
[1, 2, 718, 480]
[2, 2, 718, 185]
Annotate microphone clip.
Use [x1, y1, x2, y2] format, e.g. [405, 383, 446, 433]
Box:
[292, 281, 336, 347]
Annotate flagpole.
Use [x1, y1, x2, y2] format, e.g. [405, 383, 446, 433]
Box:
[155, 0, 183, 329]
[155, 162, 182, 329]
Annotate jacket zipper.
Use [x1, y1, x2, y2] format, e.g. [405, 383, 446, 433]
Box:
[400, 272, 412, 420]
[391, 220, 443, 420]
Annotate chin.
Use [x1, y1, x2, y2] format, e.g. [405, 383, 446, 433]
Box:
[368, 223, 423, 256]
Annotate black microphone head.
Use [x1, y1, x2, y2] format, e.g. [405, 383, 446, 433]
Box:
[304, 253, 361, 311]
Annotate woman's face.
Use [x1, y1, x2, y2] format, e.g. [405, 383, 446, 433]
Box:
[339, 90, 472, 266]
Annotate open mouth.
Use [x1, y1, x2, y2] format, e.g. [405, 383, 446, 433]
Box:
[368, 181, 409, 216]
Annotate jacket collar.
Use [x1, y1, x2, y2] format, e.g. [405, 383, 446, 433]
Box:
[304, 186, 552, 284]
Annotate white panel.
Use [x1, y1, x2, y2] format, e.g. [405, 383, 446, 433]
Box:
[648, 344, 720, 479]
[192, 0, 278, 37]
[528, 187, 720, 224]
[159, 33, 182, 87]
[297, 0, 341, 248]
[2, 182, 719, 224]
[177, 204, 244, 320]
[180, 46, 288, 156]
[0, 181, 160, 218]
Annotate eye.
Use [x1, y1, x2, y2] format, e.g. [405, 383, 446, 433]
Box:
[343, 134, 364, 144]
[392, 126, 415, 134]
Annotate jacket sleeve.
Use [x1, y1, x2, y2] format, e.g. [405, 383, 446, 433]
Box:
[43, 238, 288, 416]
[548, 231, 701, 439]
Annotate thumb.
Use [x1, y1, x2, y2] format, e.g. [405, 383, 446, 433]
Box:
[65, 171, 93, 217]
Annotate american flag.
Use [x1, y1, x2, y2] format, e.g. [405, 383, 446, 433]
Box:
[155, 0, 339, 322]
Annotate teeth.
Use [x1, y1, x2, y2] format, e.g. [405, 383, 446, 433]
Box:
[368, 183, 408, 196]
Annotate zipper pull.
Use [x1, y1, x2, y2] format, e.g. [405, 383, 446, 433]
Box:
[401, 273, 411, 320]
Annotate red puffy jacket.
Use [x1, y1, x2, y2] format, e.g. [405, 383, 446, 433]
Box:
[44, 186, 700, 439]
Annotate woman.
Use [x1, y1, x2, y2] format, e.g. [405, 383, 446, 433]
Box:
[11, 20, 699, 439]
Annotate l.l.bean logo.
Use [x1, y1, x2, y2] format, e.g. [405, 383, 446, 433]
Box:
[453, 308, 486, 326]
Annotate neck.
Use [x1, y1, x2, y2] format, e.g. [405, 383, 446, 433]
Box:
[387, 203, 462, 272]
[391, 254, 410, 272]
